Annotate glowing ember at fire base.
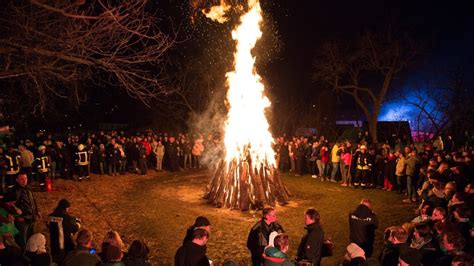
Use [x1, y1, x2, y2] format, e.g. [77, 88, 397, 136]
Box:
[203, 0, 290, 210]
[204, 159, 290, 210]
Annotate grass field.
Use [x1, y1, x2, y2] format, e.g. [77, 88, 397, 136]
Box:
[34, 170, 416, 265]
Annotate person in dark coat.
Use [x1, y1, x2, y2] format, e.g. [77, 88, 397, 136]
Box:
[174, 228, 210, 266]
[167, 137, 180, 172]
[354, 146, 371, 188]
[296, 208, 324, 266]
[183, 216, 211, 244]
[138, 140, 148, 175]
[409, 222, 442, 266]
[126, 138, 140, 174]
[48, 199, 80, 254]
[398, 245, 422, 266]
[63, 230, 101, 266]
[25, 233, 52, 266]
[378, 226, 408, 266]
[122, 240, 151, 266]
[349, 199, 378, 258]
[279, 142, 290, 172]
[295, 139, 305, 176]
[9, 173, 40, 249]
[247, 207, 285, 266]
[0, 234, 29, 266]
[4, 144, 21, 191]
[107, 140, 120, 176]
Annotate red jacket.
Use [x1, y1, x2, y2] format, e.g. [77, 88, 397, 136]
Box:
[320, 147, 329, 163]
[141, 140, 151, 156]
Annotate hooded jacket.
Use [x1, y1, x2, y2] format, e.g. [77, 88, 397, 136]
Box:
[349, 205, 378, 249]
[262, 247, 294, 266]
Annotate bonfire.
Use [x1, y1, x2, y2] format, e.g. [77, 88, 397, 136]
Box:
[203, 0, 290, 210]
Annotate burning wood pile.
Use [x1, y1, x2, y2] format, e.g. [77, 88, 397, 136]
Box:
[204, 156, 290, 210]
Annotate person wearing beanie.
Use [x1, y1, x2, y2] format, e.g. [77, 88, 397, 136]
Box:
[48, 199, 80, 255]
[25, 233, 52, 266]
[341, 243, 366, 266]
[183, 216, 211, 244]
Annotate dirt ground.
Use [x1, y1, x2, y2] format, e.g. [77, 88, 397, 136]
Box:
[34, 170, 416, 265]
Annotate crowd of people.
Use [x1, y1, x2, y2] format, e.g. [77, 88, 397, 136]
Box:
[0, 129, 214, 192]
[0, 172, 151, 266]
[175, 196, 474, 266]
[1, 128, 474, 265]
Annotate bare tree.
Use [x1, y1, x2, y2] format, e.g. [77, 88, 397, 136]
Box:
[396, 63, 474, 141]
[0, 0, 173, 115]
[313, 31, 418, 143]
[398, 86, 448, 138]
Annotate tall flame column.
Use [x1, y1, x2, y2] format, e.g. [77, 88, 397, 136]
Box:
[204, 0, 290, 210]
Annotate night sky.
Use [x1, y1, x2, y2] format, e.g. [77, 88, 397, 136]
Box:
[123, 0, 474, 128]
[5, 0, 473, 130]
[263, 0, 473, 111]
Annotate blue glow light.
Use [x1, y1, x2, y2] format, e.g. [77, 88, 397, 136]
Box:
[378, 87, 446, 134]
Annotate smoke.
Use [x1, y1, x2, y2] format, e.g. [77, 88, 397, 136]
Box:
[187, 85, 227, 170]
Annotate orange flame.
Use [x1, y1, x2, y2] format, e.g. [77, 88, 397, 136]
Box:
[202, 0, 231, 23]
[223, 0, 275, 167]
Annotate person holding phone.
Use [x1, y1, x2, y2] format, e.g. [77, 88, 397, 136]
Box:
[63, 230, 101, 266]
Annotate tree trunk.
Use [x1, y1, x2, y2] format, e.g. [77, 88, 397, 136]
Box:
[369, 116, 378, 144]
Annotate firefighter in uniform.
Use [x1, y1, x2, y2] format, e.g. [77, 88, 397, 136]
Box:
[4, 144, 21, 190]
[75, 144, 90, 181]
[33, 145, 51, 191]
[354, 145, 372, 188]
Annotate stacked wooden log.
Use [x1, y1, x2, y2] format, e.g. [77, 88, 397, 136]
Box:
[204, 159, 290, 211]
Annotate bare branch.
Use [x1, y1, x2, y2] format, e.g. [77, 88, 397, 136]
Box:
[0, 0, 174, 113]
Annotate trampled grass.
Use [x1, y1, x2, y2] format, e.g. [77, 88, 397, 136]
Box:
[34, 170, 416, 265]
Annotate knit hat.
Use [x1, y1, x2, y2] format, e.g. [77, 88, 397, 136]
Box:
[57, 199, 71, 210]
[399, 245, 422, 266]
[268, 231, 279, 247]
[194, 216, 210, 227]
[26, 233, 47, 254]
[346, 243, 365, 259]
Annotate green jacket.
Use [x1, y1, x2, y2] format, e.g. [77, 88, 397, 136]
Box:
[0, 207, 19, 237]
[262, 247, 295, 266]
